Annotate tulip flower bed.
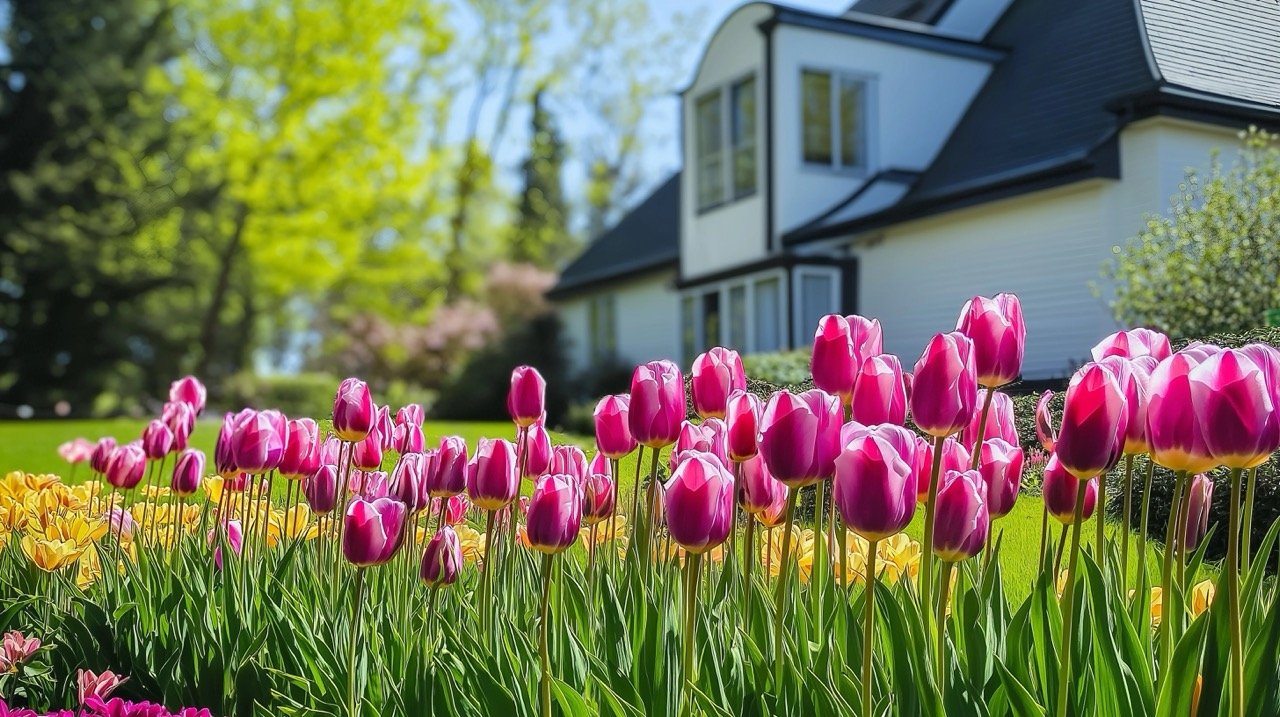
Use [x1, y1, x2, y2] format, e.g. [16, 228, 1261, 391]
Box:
[4, 298, 1280, 717]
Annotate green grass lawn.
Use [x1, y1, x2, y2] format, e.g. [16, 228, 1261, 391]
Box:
[1, 419, 1176, 600]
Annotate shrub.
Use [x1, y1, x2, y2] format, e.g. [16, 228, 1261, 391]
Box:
[742, 350, 812, 387]
[219, 372, 341, 418]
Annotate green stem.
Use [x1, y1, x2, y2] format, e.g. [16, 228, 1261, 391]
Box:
[969, 388, 995, 469]
[920, 435, 946, 653]
[772, 489, 800, 688]
[347, 567, 366, 717]
[480, 509, 496, 633]
[743, 517, 756, 627]
[645, 449, 661, 574]
[1096, 467, 1107, 563]
[1241, 467, 1258, 574]
[863, 539, 878, 717]
[1120, 455, 1134, 586]
[1053, 480, 1088, 717]
[812, 483, 826, 631]
[538, 553, 555, 717]
[1038, 503, 1050, 574]
[682, 551, 702, 715]
[1158, 470, 1186, 679]
[936, 560, 955, 703]
[1226, 467, 1244, 717]
[1176, 470, 1195, 589]
[1137, 459, 1155, 585]
[1053, 524, 1068, 578]
[629, 447, 645, 547]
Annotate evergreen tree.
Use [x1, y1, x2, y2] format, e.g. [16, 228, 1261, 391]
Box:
[509, 87, 572, 268]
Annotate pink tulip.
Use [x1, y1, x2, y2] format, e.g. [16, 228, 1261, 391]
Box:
[583, 471, 616, 525]
[955, 293, 1025, 388]
[77, 669, 129, 704]
[1042, 455, 1097, 524]
[393, 422, 426, 454]
[738, 453, 786, 515]
[593, 394, 637, 459]
[1055, 363, 1128, 479]
[1192, 348, 1280, 469]
[1099, 356, 1157, 456]
[757, 485, 790, 528]
[670, 419, 728, 472]
[342, 497, 408, 566]
[1180, 342, 1223, 364]
[212, 416, 237, 478]
[105, 444, 146, 489]
[107, 507, 137, 540]
[141, 419, 174, 461]
[664, 452, 735, 554]
[523, 421, 553, 479]
[304, 464, 339, 514]
[90, 437, 117, 474]
[279, 418, 321, 479]
[526, 474, 583, 554]
[391, 452, 431, 514]
[58, 437, 94, 464]
[691, 347, 747, 419]
[910, 332, 978, 437]
[442, 494, 469, 525]
[333, 377, 376, 442]
[978, 438, 1023, 519]
[1, 631, 40, 669]
[834, 424, 918, 540]
[758, 389, 842, 487]
[420, 525, 463, 587]
[396, 403, 425, 428]
[628, 360, 684, 448]
[931, 470, 989, 562]
[161, 401, 196, 453]
[430, 436, 468, 497]
[1183, 473, 1214, 551]
[467, 438, 519, 511]
[850, 354, 908, 426]
[169, 375, 208, 415]
[375, 405, 394, 452]
[811, 314, 857, 398]
[1090, 328, 1172, 363]
[350, 470, 390, 499]
[1240, 343, 1280, 405]
[208, 519, 243, 570]
[725, 390, 762, 462]
[1035, 391, 1056, 452]
[848, 315, 885, 363]
[507, 365, 547, 428]
[230, 409, 285, 474]
[918, 436, 970, 503]
[961, 389, 1017, 448]
[170, 449, 205, 497]
[1147, 353, 1216, 473]
[549, 445, 588, 483]
[351, 427, 383, 472]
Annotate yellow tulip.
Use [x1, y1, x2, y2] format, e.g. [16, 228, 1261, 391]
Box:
[204, 476, 224, 505]
[20, 535, 81, 572]
[1190, 580, 1215, 617]
[75, 548, 103, 590]
[267, 505, 312, 547]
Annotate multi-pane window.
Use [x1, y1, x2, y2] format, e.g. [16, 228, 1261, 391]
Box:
[587, 295, 617, 362]
[802, 69, 869, 171]
[753, 278, 782, 353]
[727, 285, 747, 350]
[730, 76, 757, 198]
[695, 90, 724, 210]
[695, 74, 757, 210]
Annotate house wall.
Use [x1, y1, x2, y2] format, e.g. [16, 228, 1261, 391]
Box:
[557, 269, 682, 376]
[852, 116, 1243, 379]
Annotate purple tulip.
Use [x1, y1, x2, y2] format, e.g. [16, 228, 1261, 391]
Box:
[931, 470, 989, 562]
[169, 375, 208, 415]
[507, 365, 547, 428]
[141, 419, 174, 461]
[90, 437, 117, 475]
[910, 332, 978, 438]
[1191, 348, 1279, 469]
[738, 453, 786, 515]
[758, 389, 842, 488]
[593, 394, 637, 459]
[420, 525, 463, 587]
[525, 474, 583, 554]
[549, 445, 588, 484]
[834, 424, 918, 541]
[1042, 455, 1098, 524]
[1147, 353, 1215, 473]
[1035, 390, 1056, 453]
[333, 378, 375, 442]
[1090, 328, 1172, 363]
[978, 438, 1023, 519]
[350, 470, 390, 500]
[209, 519, 243, 571]
[583, 471, 615, 525]
[280, 418, 321, 479]
[664, 452, 735, 554]
[396, 403, 425, 428]
[351, 427, 383, 472]
[1183, 473, 1214, 551]
[850, 353, 908, 426]
[811, 314, 857, 398]
[670, 419, 728, 472]
[393, 422, 426, 455]
[691, 347, 747, 419]
[161, 401, 196, 453]
[342, 497, 408, 566]
[955, 293, 1025, 388]
[918, 436, 971, 503]
[628, 360, 684, 449]
[467, 438, 519, 511]
[1055, 363, 1128, 479]
[961, 389, 1018, 448]
[320, 434, 343, 467]
[725, 390, 762, 462]
[391, 452, 431, 514]
[170, 448, 205, 497]
[105, 444, 146, 489]
[304, 464, 339, 514]
[523, 421, 553, 479]
[430, 436, 468, 497]
[230, 409, 285, 474]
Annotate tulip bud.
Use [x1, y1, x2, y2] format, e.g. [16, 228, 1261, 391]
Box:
[170, 448, 206, 497]
[955, 293, 1025, 388]
[350, 470, 390, 500]
[757, 485, 790, 528]
[628, 360, 685, 448]
[583, 471, 616, 525]
[1147, 353, 1215, 473]
[910, 332, 978, 438]
[507, 365, 547, 428]
[526, 474, 583, 554]
[848, 315, 885, 363]
[834, 425, 918, 541]
[1183, 473, 1214, 551]
[393, 422, 426, 455]
[978, 438, 1023, 519]
[594, 394, 637, 459]
[304, 464, 340, 514]
[391, 452, 431, 514]
[78, 669, 129, 705]
[352, 427, 383, 472]
[1192, 349, 1279, 469]
[1055, 363, 1128, 479]
[161, 401, 196, 453]
[333, 378, 376, 442]
[467, 438, 520, 511]
[141, 419, 174, 461]
[961, 389, 1018, 448]
[739, 453, 786, 515]
[691, 347, 747, 419]
[811, 314, 857, 398]
[918, 436, 970, 503]
[670, 419, 728, 472]
[169, 375, 208, 415]
[231, 409, 286, 474]
[1042, 455, 1097, 524]
[1035, 391, 1056, 453]
[523, 421, 553, 479]
[850, 353, 908, 426]
[108, 506, 137, 540]
[549, 445, 588, 483]
[105, 444, 146, 489]
[90, 437, 118, 475]
[430, 436, 468, 497]
[1090, 328, 1172, 363]
[396, 403, 425, 428]
[58, 437, 94, 464]
[280, 418, 321, 479]
[931, 470, 989, 562]
[208, 519, 243, 570]
[420, 525, 463, 587]
[442, 494, 469, 525]
[342, 497, 408, 566]
[664, 452, 735, 554]
[759, 389, 842, 488]
[725, 390, 762, 462]
[214, 414, 238, 478]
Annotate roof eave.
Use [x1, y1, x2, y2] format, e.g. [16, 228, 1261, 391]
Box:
[546, 258, 678, 301]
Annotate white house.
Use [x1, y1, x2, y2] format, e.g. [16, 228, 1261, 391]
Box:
[548, 0, 1280, 380]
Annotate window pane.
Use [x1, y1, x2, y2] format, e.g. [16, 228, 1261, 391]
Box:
[754, 278, 781, 353]
[681, 296, 698, 366]
[840, 78, 865, 169]
[602, 296, 617, 358]
[731, 77, 757, 197]
[802, 70, 832, 165]
[696, 91, 724, 208]
[728, 285, 747, 350]
[702, 291, 721, 351]
[800, 273, 834, 340]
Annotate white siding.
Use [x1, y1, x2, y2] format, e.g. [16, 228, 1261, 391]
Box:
[557, 270, 681, 375]
[853, 117, 1244, 379]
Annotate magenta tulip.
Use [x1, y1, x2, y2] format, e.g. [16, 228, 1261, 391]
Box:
[231, 409, 285, 474]
[169, 375, 208, 415]
[141, 419, 174, 461]
[213, 416, 237, 478]
[628, 360, 685, 448]
[1043, 455, 1098, 524]
[758, 389, 842, 487]
[350, 470, 390, 499]
[442, 494, 469, 525]
[375, 405, 394, 452]
[978, 438, 1023, 519]
[910, 332, 978, 437]
[351, 428, 383, 472]
[1192, 349, 1279, 469]
[931, 470, 989, 562]
[170, 448, 205, 497]
[396, 403, 425, 428]
[664, 452, 735, 554]
[738, 453, 786, 515]
[1090, 328, 1172, 363]
[1147, 353, 1216, 473]
[691, 347, 747, 419]
[333, 378, 376, 442]
[549, 445, 588, 483]
[848, 315, 885, 363]
[523, 421, 553, 479]
[1035, 390, 1056, 452]
[593, 394, 636, 459]
[391, 452, 431, 514]
[834, 425, 918, 540]
[918, 436, 970, 503]
[526, 474, 583, 554]
[304, 464, 339, 514]
[90, 437, 117, 475]
[161, 401, 196, 452]
[1183, 473, 1214, 551]
[811, 314, 857, 398]
[420, 525, 463, 587]
[507, 365, 547, 428]
[1055, 363, 1128, 479]
[393, 422, 425, 454]
[850, 354, 908, 426]
[961, 389, 1018, 447]
[955, 293, 1025, 388]
[1099, 356, 1157, 456]
[725, 390, 762, 462]
[670, 418, 728, 472]
[105, 444, 146, 489]
[342, 497, 408, 566]
[279, 418, 321, 479]
[467, 438, 519, 511]
[430, 436, 468, 497]
[209, 519, 243, 571]
[583, 471, 616, 525]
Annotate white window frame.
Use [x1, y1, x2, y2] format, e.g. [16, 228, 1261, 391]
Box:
[693, 71, 759, 212]
[679, 267, 788, 357]
[799, 67, 875, 175]
[791, 265, 842, 347]
[587, 294, 617, 363]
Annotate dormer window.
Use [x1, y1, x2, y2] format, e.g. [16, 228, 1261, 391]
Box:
[695, 74, 758, 211]
[802, 69, 870, 172]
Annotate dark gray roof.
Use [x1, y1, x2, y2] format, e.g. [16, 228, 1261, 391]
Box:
[547, 173, 679, 299]
[844, 0, 956, 25]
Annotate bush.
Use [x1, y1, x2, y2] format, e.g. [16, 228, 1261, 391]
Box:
[743, 350, 812, 387]
[219, 372, 341, 418]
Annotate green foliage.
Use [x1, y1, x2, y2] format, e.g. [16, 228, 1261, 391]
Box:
[742, 350, 814, 389]
[220, 372, 343, 419]
[509, 88, 572, 268]
[1106, 128, 1280, 339]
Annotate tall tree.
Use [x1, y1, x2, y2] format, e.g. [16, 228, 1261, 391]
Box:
[509, 87, 570, 268]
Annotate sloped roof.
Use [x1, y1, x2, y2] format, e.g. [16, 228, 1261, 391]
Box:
[844, 0, 957, 25]
[547, 173, 680, 299]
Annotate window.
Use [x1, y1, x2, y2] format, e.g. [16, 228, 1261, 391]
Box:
[695, 90, 724, 210]
[727, 285, 747, 350]
[802, 69, 869, 171]
[587, 295, 617, 362]
[753, 278, 782, 353]
[792, 267, 841, 346]
[701, 291, 721, 353]
[730, 76, 757, 198]
[681, 296, 698, 366]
